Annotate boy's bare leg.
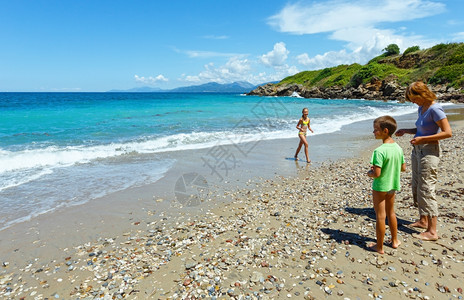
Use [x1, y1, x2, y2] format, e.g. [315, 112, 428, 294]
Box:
[385, 192, 401, 248]
[369, 191, 386, 254]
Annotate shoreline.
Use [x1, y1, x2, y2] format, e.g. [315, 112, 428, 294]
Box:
[248, 80, 464, 103]
[1, 107, 464, 299]
[0, 113, 388, 267]
[0, 95, 419, 234]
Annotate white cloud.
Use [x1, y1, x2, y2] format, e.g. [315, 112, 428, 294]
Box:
[249, 64, 299, 84]
[261, 42, 289, 67]
[269, 0, 446, 70]
[297, 51, 352, 69]
[224, 56, 252, 74]
[177, 43, 298, 85]
[452, 32, 464, 41]
[134, 74, 168, 84]
[269, 0, 445, 35]
[271, 64, 300, 80]
[258, 43, 299, 81]
[297, 27, 437, 69]
[182, 57, 252, 83]
[447, 20, 464, 26]
[181, 52, 299, 85]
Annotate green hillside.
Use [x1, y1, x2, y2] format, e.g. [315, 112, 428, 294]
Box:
[278, 43, 464, 90]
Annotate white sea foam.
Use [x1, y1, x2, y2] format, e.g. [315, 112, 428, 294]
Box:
[0, 102, 420, 179]
[0, 158, 175, 231]
[1, 168, 54, 190]
[290, 91, 304, 98]
[0, 99, 450, 229]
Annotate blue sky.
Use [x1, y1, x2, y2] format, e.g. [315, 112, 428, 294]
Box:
[1, 0, 463, 92]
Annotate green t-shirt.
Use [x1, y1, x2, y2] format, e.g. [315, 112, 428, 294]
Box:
[370, 142, 405, 192]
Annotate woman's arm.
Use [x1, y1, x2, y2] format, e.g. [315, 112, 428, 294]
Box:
[395, 128, 417, 136]
[296, 119, 303, 132]
[410, 118, 452, 145]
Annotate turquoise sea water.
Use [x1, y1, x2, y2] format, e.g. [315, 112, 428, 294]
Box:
[0, 92, 418, 230]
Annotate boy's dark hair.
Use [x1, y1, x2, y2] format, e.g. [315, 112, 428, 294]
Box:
[374, 115, 397, 136]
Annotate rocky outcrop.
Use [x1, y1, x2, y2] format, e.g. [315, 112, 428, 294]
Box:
[378, 53, 422, 69]
[247, 80, 464, 103]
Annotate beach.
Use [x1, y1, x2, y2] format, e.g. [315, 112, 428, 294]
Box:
[1, 111, 464, 299]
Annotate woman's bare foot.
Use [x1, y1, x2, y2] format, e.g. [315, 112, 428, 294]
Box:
[368, 242, 384, 254]
[412, 232, 438, 241]
[409, 221, 428, 229]
[294, 156, 299, 161]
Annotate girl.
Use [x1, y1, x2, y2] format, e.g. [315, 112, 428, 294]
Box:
[294, 107, 314, 163]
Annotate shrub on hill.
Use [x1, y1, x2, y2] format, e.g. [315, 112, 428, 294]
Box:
[429, 64, 464, 87]
[349, 63, 410, 87]
[279, 64, 362, 87]
[278, 42, 464, 89]
[383, 44, 400, 56]
[403, 46, 420, 55]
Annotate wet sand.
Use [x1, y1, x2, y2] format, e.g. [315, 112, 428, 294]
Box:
[0, 112, 382, 270]
[1, 111, 463, 299]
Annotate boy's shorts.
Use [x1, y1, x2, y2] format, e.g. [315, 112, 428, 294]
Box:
[373, 190, 397, 194]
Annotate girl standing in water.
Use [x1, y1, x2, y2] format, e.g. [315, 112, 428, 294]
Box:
[294, 107, 314, 163]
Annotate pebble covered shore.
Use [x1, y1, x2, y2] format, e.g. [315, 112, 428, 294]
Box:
[1, 127, 463, 300]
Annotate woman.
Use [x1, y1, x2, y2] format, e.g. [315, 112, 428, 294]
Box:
[396, 81, 452, 241]
[294, 107, 314, 163]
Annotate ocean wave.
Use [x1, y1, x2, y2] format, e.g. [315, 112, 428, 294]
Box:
[290, 91, 304, 98]
[0, 103, 420, 175]
[0, 159, 175, 230]
[1, 168, 54, 191]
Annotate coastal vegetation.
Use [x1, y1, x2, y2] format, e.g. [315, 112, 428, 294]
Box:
[249, 43, 464, 102]
[280, 42, 464, 89]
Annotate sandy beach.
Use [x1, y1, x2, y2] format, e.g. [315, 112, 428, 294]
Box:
[1, 116, 464, 299]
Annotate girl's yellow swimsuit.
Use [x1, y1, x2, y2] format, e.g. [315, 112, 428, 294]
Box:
[299, 119, 309, 136]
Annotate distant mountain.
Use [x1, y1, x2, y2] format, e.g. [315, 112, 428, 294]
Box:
[169, 81, 256, 93]
[106, 81, 263, 93]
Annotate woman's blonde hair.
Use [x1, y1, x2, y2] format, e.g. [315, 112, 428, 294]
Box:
[405, 81, 436, 102]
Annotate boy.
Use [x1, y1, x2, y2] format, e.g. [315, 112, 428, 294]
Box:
[367, 116, 406, 254]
